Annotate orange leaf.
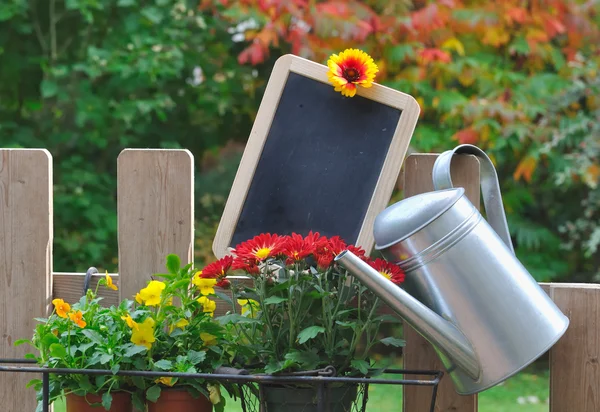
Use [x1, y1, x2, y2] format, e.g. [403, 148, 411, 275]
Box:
[544, 17, 566, 38]
[513, 156, 537, 182]
[453, 128, 479, 145]
[482, 27, 510, 48]
[505, 7, 528, 24]
[584, 164, 600, 188]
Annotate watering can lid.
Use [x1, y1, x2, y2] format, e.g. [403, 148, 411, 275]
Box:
[374, 187, 465, 250]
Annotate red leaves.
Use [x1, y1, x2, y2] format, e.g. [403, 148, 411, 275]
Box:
[453, 128, 479, 145]
[238, 41, 267, 65]
[418, 48, 451, 64]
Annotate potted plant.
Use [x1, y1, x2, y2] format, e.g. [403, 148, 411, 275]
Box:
[202, 232, 406, 412]
[18, 273, 138, 412]
[121, 254, 228, 412]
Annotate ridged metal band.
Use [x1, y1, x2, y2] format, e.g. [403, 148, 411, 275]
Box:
[398, 210, 481, 273]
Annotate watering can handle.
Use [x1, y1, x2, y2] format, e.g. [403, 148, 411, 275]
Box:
[432, 144, 515, 255]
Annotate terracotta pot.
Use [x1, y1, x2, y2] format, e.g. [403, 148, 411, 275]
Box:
[148, 389, 212, 412]
[66, 392, 132, 412]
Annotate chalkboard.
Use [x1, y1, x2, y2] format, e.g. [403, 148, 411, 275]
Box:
[213, 54, 419, 257]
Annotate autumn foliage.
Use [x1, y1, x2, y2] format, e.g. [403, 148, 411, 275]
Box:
[207, 0, 600, 281]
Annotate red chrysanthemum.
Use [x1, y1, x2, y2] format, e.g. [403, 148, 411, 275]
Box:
[313, 235, 366, 269]
[232, 256, 261, 277]
[233, 233, 287, 262]
[281, 232, 320, 264]
[201, 255, 233, 281]
[368, 258, 405, 285]
[215, 279, 231, 289]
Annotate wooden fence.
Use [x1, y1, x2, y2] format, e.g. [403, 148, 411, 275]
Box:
[1, 148, 598, 411]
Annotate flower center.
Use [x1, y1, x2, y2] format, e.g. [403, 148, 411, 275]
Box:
[255, 247, 271, 260]
[379, 271, 391, 280]
[343, 67, 360, 82]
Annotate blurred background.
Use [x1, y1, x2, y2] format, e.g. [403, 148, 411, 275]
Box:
[1, 0, 599, 285]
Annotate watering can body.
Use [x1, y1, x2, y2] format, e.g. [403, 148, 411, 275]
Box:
[336, 145, 569, 395]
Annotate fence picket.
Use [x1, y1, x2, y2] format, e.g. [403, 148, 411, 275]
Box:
[0, 149, 53, 411]
[549, 284, 600, 412]
[117, 149, 194, 302]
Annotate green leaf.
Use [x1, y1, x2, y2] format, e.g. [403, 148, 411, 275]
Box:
[154, 359, 172, 370]
[351, 359, 369, 375]
[284, 350, 320, 370]
[379, 337, 406, 347]
[117, 0, 136, 6]
[146, 385, 161, 403]
[297, 326, 325, 344]
[373, 314, 402, 323]
[26, 379, 42, 389]
[78, 342, 95, 354]
[188, 350, 207, 365]
[141, 6, 164, 24]
[132, 392, 145, 411]
[214, 290, 233, 306]
[132, 376, 146, 390]
[14, 339, 31, 346]
[102, 392, 112, 410]
[49, 343, 67, 359]
[263, 296, 287, 305]
[40, 80, 58, 98]
[95, 375, 106, 388]
[82, 329, 104, 345]
[24, 353, 37, 360]
[216, 314, 260, 325]
[125, 345, 147, 357]
[264, 359, 296, 374]
[41, 333, 59, 347]
[111, 364, 120, 375]
[166, 254, 181, 274]
[99, 353, 113, 364]
[79, 375, 93, 392]
[34, 318, 49, 323]
[214, 394, 226, 412]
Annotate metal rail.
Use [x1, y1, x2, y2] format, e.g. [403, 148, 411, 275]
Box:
[0, 359, 442, 412]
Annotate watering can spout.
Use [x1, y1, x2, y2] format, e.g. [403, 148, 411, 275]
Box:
[335, 250, 480, 380]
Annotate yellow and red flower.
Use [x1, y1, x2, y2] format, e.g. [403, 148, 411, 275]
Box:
[327, 48, 379, 97]
[233, 234, 287, 275]
[368, 258, 405, 285]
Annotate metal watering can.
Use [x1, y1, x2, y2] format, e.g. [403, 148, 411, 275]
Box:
[336, 144, 569, 395]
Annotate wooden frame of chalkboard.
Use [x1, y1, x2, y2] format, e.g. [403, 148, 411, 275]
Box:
[213, 54, 420, 258]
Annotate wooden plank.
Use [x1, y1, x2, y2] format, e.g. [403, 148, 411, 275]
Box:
[117, 149, 194, 302]
[402, 153, 480, 412]
[549, 284, 600, 412]
[53, 273, 120, 307]
[0, 149, 52, 411]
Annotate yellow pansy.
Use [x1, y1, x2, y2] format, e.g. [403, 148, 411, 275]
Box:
[121, 314, 139, 331]
[207, 383, 221, 404]
[194, 277, 217, 296]
[137, 280, 166, 306]
[169, 318, 189, 333]
[197, 296, 216, 316]
[238, 299, 260, 318]
[130, 317, 156, 349]
[200, 332, 217, 346]
[135, 293, 143, 304]
[104, 271, 118, 291]
[155, 377, 175, 386]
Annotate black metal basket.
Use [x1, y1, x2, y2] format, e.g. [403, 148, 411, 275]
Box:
[0, 359, 442, 412]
